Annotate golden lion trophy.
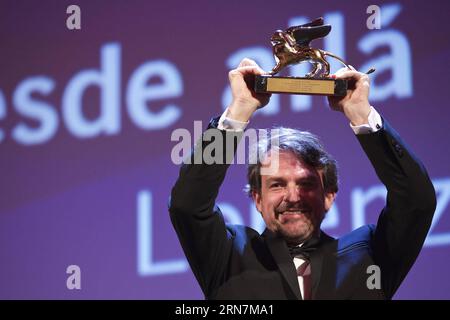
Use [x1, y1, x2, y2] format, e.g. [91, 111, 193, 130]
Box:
[255, 17, 374, 96]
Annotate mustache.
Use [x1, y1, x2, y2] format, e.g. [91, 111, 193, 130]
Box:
[275, 202, 312, 214]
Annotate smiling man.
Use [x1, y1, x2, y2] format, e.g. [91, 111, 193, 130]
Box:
[169, 58, 436, 299]
[250, 135, 337, 246]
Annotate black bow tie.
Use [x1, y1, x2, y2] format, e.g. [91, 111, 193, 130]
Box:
[288, 237, 320, 260]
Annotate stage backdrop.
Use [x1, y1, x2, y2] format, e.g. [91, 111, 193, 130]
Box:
[1, 0, 449, 299]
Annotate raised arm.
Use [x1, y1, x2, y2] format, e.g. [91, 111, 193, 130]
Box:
[330, 67, 437, 299]
[169, 59, 271, 296]
[357, 120, 436, 298]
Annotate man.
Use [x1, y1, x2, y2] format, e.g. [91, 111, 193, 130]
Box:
[169, 58, 436, 299]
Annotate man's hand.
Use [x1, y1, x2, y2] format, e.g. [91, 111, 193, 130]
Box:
[327, 66, 371, 126]
[227, 58, 271, 122]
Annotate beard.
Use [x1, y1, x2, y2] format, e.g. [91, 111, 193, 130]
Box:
[273, 202, 323, 243]
[277, 215, 314, 244]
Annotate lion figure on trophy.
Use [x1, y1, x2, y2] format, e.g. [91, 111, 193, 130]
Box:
[269, 17, 351, 77]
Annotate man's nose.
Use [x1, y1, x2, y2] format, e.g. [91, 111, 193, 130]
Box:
[284, 185, 300, 203]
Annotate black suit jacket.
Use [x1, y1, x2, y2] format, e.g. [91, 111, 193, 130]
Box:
[169, 117, 436, 299]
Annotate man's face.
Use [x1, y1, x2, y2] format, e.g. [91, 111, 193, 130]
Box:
[253, 151, 336, 245]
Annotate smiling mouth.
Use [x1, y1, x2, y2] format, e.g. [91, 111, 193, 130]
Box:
[280, 210, 310, 215]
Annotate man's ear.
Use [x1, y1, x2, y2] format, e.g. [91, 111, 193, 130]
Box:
[324, 192, 336, 212]
[252, 191, 263, 214]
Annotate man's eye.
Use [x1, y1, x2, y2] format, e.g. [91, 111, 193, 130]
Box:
[270, 183, 281, 188]
[300, 181, 315, 188]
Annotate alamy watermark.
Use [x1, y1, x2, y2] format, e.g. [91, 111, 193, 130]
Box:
[66, 5, 81, 30]
[366, 5, 381, 30]
[66, 264, 81, 290]
[366, 264, 381, 290]
[170, 121, 280, 175]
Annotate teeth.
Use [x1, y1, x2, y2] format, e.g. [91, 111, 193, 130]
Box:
[284, 211, 308, 215]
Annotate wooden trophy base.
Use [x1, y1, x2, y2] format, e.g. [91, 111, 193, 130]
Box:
[255, 75, 347, 96]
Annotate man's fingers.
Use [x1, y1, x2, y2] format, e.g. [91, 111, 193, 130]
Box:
[237, 58, 266, 75]
[238, 65, 265, 75]
[229, 58, 267, 84]
[333, 66, 359, 78]
[238, 58, 258, 68]
[333, 70, 367, 81]
[229, 65, 266, 81]
[334, 66, 350, 76]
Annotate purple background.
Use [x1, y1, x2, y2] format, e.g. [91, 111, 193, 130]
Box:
[1, 0, 449, 299]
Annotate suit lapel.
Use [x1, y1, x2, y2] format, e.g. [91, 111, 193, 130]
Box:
[310, 231, 336, 299]
[262, 229, 301, 300]
[262, 229, 337, 300]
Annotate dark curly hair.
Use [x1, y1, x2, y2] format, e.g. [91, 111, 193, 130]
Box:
[245, 127, 339, 196]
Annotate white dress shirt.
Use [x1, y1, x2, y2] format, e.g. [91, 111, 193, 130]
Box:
[290, 244, 311, 299]
[217, 106, 383, 135]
